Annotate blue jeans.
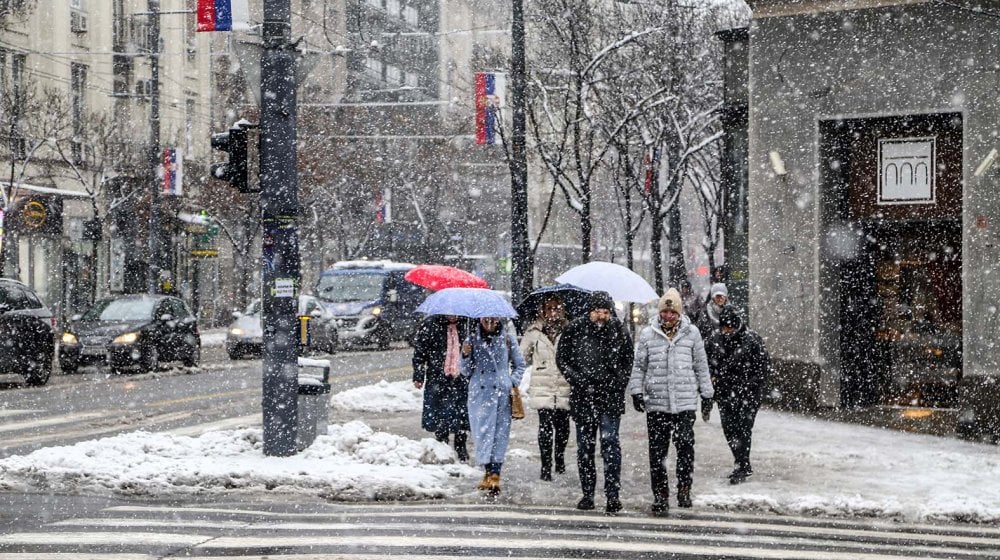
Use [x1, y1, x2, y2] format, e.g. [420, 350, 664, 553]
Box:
[575, 413, 621, 499]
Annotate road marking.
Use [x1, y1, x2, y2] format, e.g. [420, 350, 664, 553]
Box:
[0, 555, 153, 560]
[0, 532, 209, 547]
[192, 534, 953, 559]
[148, 366, 412, 408]
[166, 414, 260, 436]
[0, 410, 194, 449]
[0, 409, 39, 418]
[0, 411, 105, 433]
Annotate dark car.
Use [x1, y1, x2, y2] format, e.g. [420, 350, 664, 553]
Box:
[59, 294, 200, 373]
[0, 278, 55, 385]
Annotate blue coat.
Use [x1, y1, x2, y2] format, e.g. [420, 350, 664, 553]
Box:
[461, 326, 526, 466]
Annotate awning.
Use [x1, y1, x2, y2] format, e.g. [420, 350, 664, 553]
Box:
[1, 182, 91, 199]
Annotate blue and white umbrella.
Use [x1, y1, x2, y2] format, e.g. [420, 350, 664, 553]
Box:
[416, 287, 518, 318]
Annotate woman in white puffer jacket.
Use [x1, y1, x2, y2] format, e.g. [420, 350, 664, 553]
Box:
[520, 295, 572, 481]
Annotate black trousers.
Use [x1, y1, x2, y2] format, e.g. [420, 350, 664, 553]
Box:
[717, 398, 758, 471]
[646, 410, 696, 500]
[538, 408, 570, 471]
[575, 413, 622, 499]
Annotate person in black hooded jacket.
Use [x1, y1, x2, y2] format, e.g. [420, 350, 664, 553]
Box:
[556, 291, 634, 514]
[705, 305, 769, 484]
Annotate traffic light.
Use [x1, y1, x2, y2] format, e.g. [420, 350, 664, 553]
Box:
[210, 124, 257, 193]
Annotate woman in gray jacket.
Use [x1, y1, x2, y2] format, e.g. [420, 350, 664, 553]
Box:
[628, 288, 713, 514]
[520, 295, 572, 481]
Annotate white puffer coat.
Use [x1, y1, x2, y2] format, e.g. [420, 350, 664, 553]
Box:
[627, 315, 713, 413]
[520, 319, 571, 410]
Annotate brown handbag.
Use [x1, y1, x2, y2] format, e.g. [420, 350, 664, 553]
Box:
[511, 386, 526, 420]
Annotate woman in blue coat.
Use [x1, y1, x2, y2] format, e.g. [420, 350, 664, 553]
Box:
[461, 316, 526, 496]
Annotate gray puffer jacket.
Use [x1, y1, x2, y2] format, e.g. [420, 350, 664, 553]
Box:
[627, 315, 713, 413]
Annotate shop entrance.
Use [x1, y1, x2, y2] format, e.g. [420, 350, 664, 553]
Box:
[821, 113, 963, 409]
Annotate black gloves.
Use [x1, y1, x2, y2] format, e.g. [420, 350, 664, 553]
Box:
[632, 394, 645, 413]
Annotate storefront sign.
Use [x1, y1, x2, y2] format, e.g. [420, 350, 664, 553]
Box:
[878, 137, 936, 205]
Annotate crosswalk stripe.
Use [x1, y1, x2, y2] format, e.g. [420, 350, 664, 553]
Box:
[43, 517, 999, 559]
[0, 531, 209, 546]
[101, 505, 1000, 547]
[192, 534, 957, 559]
[0, 555, 153, 560]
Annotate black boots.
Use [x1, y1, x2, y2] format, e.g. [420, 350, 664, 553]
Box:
[576, 496, 595, 510]
[677, 484, 692, 508]
[554, 454, 566, 474]
[729, 465, 752, 485]
[455, 432, 469, 462]
[605, 496, 622, 514]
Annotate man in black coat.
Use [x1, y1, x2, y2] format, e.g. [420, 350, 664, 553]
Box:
[556, 291, 634, 514]
[412, 315, 470, 461]
[706, 305, 769, 484]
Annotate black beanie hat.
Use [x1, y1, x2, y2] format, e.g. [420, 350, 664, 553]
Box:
[588, 290, 614, 312]
[719, 305, 743, 330]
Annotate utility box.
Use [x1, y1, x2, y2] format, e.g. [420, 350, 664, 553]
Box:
[296, 357, 331, 451]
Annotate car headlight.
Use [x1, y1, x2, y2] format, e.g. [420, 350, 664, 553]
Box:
[367, 306, 382, 317]
[230, 327, 245, 336]
[113, 332, 139, 344]
[61, 332, 78, 345]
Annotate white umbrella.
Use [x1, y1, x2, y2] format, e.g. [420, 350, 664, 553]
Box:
[555, 261, 659, 303]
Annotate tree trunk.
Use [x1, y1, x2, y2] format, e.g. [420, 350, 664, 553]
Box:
[581, 190, 592, 263]
[650, 207, 664, 294]
[667, 203, 686, 287]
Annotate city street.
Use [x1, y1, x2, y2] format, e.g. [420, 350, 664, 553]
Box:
[0, 340, 414, 459]
[2, 336, 1000, 558]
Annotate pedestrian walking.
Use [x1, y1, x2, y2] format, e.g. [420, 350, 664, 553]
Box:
[679, 279, 703, 321]
[412, 315, 471, 461]
[694, 282, 729, 421]
[628, 288, 714, 514]
[520, 295, 572, 481]
[556, 291, 634, 514]
[708, 305, 770, 484]
[461, 316, 526, 496]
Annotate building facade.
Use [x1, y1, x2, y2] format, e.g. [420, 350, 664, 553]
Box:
[0, 0, 215, 324]
[732, 0, 999, 418]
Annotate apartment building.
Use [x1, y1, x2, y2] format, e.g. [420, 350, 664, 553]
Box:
[0, 0, 215, 322]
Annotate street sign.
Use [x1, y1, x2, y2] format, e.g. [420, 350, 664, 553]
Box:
[190, 249, 219, 258]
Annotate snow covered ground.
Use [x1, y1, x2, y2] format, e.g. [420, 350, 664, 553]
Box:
[1, 379, 998, 524]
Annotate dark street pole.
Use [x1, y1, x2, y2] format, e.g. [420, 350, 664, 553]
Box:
[260, 0, 300, 456]
[147, 0, 161, 293]
[510, 0, 532, 305]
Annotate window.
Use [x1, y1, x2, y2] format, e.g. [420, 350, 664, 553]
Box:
[404, 72, 419, 88]
[385, 64, 401, 85]
[0, 285, 28, 311]
[365, 57, 383, 80]
[402, 6, 418, 26]
[386, 0, 399, 16]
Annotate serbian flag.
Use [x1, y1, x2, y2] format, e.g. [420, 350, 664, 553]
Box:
[162, 147, 183, 196]
[475, 71, 506, 145]
[197, 0, 250, 32]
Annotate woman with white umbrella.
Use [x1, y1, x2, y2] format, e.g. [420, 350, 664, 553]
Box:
[461, 316, 526, 496]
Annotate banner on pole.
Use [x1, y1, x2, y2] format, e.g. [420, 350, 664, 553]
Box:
[162, 147, 183, 196]
[475, 71, 505, 145]
[196, 0, 250, 32]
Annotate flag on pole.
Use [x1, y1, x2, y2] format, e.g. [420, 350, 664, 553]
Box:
[162, 147, 183, 196]
[197, 0, 250, 32]
[475, 71, 506, 145]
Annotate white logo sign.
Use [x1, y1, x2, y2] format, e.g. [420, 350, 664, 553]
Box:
[878, 137, 935, 205]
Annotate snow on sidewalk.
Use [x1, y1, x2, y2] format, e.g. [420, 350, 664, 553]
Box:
[0, 378, 997, 524]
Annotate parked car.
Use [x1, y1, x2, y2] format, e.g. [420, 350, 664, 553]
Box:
[0, 278, 55, 385]
[226, 295, 338, 359]
[59, 294, 200, 373]
[315, 260, 425, 350]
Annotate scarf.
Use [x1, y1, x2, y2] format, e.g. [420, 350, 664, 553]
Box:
[444, 322, 461, 378]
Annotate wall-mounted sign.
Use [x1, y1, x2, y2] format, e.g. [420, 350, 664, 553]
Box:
[878, 137, 936, 205]
[7, 195, 62, 234]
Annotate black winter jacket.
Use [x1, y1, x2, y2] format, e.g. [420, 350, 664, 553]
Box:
[556, 316, 634, 419]
[705, 325, 769, 407]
